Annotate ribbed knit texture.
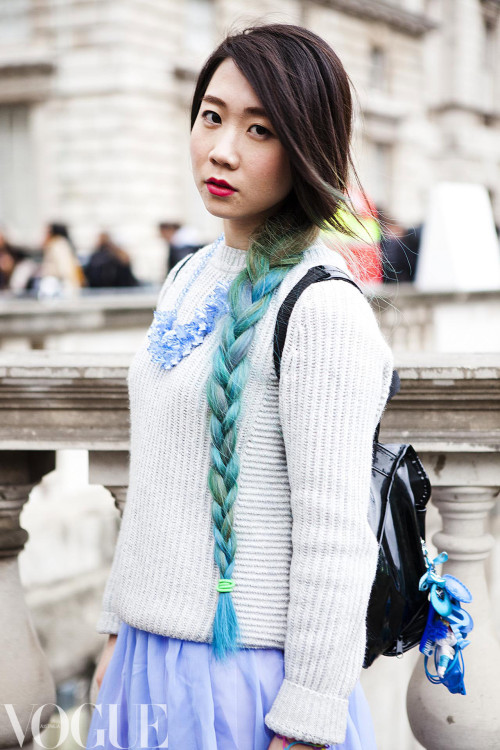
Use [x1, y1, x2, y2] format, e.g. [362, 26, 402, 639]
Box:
[97, 236, 394, 746]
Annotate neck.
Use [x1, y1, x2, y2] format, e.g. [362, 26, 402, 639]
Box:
[222, 219, 253, 252]
[222, 195, 295, 251]
[223, 208, 275, 251]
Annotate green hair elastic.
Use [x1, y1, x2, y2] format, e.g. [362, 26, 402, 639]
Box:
[217, 578, 235, 593]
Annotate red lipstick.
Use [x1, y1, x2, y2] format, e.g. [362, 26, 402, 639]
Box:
[205, 177, 237, 197]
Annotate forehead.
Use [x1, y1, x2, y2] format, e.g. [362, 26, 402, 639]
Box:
[205, 58, 264, 111]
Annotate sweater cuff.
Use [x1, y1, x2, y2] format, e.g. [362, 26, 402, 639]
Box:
[96, 611, 122, 635]
[264, 679, 348, 747]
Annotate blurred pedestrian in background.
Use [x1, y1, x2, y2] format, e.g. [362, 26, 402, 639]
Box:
[379, 210, 422, 283]
[84, 231, 140, 288]
[158, 221, 204, 274]
[402, 223, 423, 281]
[0, 227, 29, 290]
[32, 223, 85, 296]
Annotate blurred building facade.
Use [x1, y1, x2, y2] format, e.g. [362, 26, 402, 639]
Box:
[0, 0, 499, 281]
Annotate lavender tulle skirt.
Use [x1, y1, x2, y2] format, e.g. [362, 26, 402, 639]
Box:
[86, 622, 377, 750]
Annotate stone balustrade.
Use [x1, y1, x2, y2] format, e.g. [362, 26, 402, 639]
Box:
[0, 290, 158, 350]
[0, 351, 499, 749]
[1, 286, 499, 354]
[365, 285, 500, 354]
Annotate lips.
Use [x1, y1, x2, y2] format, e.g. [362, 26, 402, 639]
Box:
[206, 177, 237, 190]
[205, 177, 237, 197]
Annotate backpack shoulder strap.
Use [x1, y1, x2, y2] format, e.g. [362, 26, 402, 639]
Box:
[273, 264, 400, 416]
[273, 264, 362, 381]
[172, 252, 195, 281]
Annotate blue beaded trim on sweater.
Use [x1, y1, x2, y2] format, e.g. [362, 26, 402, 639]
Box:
[147, 280, 230, 371]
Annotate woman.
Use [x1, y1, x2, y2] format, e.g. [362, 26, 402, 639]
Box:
[39, 222, 84, 292]
[87, 23, 393, 750]
[0, 228, 28, 290]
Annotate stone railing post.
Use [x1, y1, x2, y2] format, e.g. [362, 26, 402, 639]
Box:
[88, 451, 129, 519]
[406, 475, 500, 749]
[87, 451, 128, 707]
[0, 353, 131, 746]
[378, 355, 500, 750]
[0, 451, 56, 750]
[105, 487, 127, 516]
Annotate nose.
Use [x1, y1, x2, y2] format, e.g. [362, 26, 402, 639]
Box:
[208, 127, 239, 170]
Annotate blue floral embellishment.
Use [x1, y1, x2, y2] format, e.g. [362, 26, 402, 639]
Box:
[148, 281, 231, 371]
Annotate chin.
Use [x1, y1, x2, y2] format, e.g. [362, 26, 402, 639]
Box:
[203, 205, 231, 220]
[201, 202, 241, 221]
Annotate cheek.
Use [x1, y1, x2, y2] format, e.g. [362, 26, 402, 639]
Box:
[253, 147, 292, 199]
[189, 124, 206, 171]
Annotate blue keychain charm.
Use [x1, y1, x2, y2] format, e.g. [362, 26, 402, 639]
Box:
[418, 542, 474, 695]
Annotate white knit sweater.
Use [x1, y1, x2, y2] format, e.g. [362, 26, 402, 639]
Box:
[97, 236, 394, 746]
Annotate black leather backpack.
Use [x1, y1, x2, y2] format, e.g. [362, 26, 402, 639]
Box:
[273, 265, 432, 668]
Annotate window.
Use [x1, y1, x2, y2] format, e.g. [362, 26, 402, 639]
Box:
[0, 0, 30, 45]
[0, 104, 38, 242]
[370, 141, 392, 208]
[184, 0, 216, 63]
[483, 16, 497, 71]
[369, 45, 388, 91]
[481, 12, 498, 112]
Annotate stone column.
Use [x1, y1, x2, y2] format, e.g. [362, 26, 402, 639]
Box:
[87, 451, 128, 708]
[0, 355, 132, 745]
[0, 451, 56, 750]
[88, 451, 129, 518]
[378, 357, 500, 750]
[105, 487, 127, 516]
[407, 470, 500, 748]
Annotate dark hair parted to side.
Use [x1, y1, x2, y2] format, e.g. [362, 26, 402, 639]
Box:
[191, 22, 366, 251]
[191, 23, 368, 662]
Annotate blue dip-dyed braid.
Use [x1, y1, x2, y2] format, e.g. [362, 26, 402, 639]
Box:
[205, 230, 311, 662]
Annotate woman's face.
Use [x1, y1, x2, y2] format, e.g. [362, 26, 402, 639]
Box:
[190, 58, 293, 245]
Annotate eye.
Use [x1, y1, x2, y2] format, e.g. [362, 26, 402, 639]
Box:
[201, 109, 221, 125]
[249, 124, 271, 137]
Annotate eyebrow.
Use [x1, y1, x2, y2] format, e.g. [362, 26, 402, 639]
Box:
[201, 94, 268, 118]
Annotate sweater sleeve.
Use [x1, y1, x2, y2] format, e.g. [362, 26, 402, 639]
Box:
[96, 600, 122, 634]
[95, 254, 196, 636]
[264, 280, 394, 746]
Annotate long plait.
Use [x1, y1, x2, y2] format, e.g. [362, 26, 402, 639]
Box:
[206, 251, 292, 661]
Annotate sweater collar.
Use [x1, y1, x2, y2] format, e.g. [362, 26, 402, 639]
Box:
[207, 235, 342, 275]
[209, 241, 248, 273]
